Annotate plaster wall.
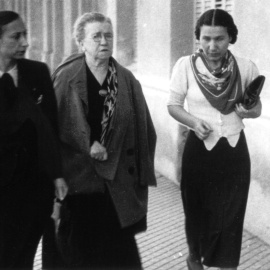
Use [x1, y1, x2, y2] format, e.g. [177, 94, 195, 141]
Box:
[232, 0, 270, 245]
[137, 0, 171, 79]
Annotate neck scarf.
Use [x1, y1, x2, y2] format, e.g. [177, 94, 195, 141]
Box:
[100, 58, 118, 145]
[190, 49, 242, 115]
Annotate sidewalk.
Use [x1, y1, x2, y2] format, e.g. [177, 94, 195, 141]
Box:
[34, 172, 270, 269]
[136, 173, 270, 270]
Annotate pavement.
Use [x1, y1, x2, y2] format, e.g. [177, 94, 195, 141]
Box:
[34, 172, 270, 270]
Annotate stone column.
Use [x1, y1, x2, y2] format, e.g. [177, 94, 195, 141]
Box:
[115, 0, 136, 66]
[41, 0, 53, 67]
[106, 0, 117, 59]
[137, 0, 194, 80]
[78, 0, 97, 14]
[170, 0, 194, 71]
[62, 0, 80, 59]
[135, 0, 194, 183]
[51, 0, 65, 70]
[26, 0, 43, 61]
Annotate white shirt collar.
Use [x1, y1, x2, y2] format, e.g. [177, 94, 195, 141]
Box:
[0, 65, 18, 87]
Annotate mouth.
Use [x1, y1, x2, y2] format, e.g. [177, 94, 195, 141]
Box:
[209, 53, 220, 57]
[17, 51, 26, 55]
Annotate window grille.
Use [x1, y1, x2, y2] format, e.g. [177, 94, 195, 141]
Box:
[194, 0, 234, 50]
[195, 0, 234, 20]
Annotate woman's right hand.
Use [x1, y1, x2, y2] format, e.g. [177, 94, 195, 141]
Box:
[193, 120, 213, 141]
[90, 141, 108, 161]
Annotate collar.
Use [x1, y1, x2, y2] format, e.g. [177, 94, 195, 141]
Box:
[0, 64, 18, 87]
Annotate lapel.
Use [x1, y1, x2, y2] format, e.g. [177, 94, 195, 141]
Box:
[68, 58, 88, 112]
[17, 60, 33, 95]
[94, 63, 132, 180]
[105, 63, 131, 150]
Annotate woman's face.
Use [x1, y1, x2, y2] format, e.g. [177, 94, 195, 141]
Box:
[199, 25, 232, 67]
[0, 17, 28, 63]
[81, 21, 113, 62]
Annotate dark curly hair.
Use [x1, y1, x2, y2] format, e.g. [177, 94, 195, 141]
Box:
[195, 9, 238, 44]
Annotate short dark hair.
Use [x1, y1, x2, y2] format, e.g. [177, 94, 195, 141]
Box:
[0, 10, 20, 37]
[195, 9, 238, 44]
[73, 12, 112, 46]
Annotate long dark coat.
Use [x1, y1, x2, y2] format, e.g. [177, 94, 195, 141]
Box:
[52, 54, 157, 228]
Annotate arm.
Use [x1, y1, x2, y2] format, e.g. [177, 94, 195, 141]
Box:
[168, 57, 212, 141]
[52, 66, 104, 194]
[235, 98, 262, 119]
[235, 59, 262, 119]
[168, 105, 212, 141]
[38, 63, 59, 133]
[38, 63, 68, 199]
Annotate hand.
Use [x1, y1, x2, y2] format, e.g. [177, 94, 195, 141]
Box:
[54, 178, 68, 200]
[235, 101, 262, 119]
[235, 103, 250, 118]
[90, 141, 108, 161]
[194, 120, 213, 140]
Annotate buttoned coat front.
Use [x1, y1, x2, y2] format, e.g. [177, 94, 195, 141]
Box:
[52, 54, 156, 228]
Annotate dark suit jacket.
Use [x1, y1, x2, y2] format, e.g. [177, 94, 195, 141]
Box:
[52, 54, 157, 228]
[17, 59, 59, 132]
[0, 59, 61, 197]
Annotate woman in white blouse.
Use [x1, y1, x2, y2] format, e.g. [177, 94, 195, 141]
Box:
[167, 9, 262, 270]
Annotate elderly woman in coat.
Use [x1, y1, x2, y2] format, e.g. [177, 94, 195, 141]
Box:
[44, 12, 156, 269]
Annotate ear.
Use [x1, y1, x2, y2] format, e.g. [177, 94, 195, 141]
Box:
[80, 42, 85, 52]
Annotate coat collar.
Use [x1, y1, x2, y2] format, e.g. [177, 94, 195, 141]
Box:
[68, 56, 88, 107]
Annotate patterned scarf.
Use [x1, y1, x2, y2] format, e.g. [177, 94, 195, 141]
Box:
[190, 49, 242, 115]
[100, 58, 118, 144]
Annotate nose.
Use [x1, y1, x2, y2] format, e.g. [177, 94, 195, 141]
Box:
[20, 34, 29, 47]
[209, 40, 217, 51]
[100, 37, 107, 45]
[100, 34, 108, 45]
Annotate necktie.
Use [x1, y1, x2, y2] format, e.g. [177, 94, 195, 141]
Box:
[0, 73, 18, 106]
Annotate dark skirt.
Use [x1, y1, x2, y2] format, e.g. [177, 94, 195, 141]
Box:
[43, 187, 144, 270]
[181, 131, 250, 268]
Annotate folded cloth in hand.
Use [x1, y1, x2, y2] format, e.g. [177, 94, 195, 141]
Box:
[242, 75, 265, 109]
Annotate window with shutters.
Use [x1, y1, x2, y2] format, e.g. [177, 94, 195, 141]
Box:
[194, 0, 234, 49]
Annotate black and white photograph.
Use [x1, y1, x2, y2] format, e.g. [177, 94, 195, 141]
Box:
[0, 1, 269, 270]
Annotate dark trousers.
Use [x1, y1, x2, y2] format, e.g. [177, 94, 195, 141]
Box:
[43, 189, 143, 270]
[0, 196, 53, 269]
[0, 119, 54, 269]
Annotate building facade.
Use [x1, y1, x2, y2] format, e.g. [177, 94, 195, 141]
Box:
[1, 0, 269, 244]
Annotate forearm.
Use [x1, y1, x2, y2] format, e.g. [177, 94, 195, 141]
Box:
[167, 105, 199, 130]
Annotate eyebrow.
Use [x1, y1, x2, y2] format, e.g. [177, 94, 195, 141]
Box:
[11, 30, 27, 35]
[202, 34, 225, 38]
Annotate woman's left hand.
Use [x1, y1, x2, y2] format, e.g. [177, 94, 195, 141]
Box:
[54, 178, 69, 200]
[235, 100, 262, 119]
[235, 103, 250, 118]
[90, 141, 108, 161]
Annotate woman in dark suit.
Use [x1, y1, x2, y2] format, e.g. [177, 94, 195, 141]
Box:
[44, 12, 157, 270]
[0, 11, 67, 269]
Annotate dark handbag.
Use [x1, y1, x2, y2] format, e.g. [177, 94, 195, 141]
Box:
[242, 75, 265, 109]
[54, 199, 84, 267]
